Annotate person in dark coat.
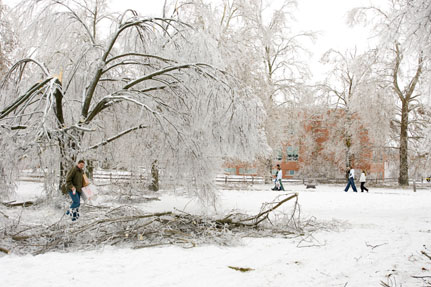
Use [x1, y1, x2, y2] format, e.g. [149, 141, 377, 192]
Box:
[65, 160, 85, 221]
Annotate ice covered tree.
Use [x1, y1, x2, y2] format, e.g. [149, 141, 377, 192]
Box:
[0, 0, 16, 75]
[318, 48, 393, 174]
[0, 0, 19, 198]
[0, 0, 267, 201]
[349, 0, 431, 185]
[165, 0, 313, 180]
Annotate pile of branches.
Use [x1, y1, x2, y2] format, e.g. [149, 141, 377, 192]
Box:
[0, 193, 316, 255]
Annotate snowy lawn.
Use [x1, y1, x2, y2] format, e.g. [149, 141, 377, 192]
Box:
[1, 182, 431, 287]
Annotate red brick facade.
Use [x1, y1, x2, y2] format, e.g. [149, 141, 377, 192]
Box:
[224, 110, 386, 179]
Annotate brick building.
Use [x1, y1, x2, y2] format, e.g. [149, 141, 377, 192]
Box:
[224, 110, 386, 180]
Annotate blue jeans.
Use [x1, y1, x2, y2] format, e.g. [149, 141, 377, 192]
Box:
[344, 177, 357, 192]
[68, 190, 81, 209]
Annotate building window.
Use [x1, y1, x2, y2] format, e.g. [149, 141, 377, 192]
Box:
[239, 168, 257, 174]
[287, 146, 299, 161]
[289, 170, 295, 175]
[372, 150, 383, 163]
[224, 168, 236, 174]
[275, 149, 282, 161]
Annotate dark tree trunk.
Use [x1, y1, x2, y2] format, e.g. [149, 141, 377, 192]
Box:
[86, 160, 94, 180]
[392, 44, 423, 186]
[398, 100, 409, 185]
[150, 160, 159, 191]
[53, 79, 68, 191]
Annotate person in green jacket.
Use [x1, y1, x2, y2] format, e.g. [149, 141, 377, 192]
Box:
[65, 160, 85, 221]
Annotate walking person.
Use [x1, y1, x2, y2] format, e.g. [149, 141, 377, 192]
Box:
[360, 170, 369, 192]
[272, 164, 285, 191]
[65, 160, 85, 221]
[344, 166, 357, 192]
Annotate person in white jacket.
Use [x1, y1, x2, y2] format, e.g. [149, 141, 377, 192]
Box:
[344, 166, 358, 192]
[272, 164, 285, 191]
[360, 170, 369, 192]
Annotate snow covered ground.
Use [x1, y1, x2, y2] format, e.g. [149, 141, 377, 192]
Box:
[1, 182, 431, 286]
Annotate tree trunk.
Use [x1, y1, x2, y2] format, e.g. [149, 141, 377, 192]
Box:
[265, 158, 272, 184]
[86, 160, 94, 180]
[58, 137, 78, 189]
[392, 44, 422, 186]
[53, 80, 68, 192]
[150, 160, 159, 191]
[399, 100, 409, 185]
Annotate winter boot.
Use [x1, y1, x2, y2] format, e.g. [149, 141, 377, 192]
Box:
[65, 208, 73, 217]
[71, 208, 79, 221]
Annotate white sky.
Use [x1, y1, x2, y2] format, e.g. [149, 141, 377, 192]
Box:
[292, 0, 377, 80]
[3, 0, 378, 80]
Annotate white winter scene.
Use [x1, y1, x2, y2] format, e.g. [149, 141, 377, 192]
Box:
[1, 0, 431, 286]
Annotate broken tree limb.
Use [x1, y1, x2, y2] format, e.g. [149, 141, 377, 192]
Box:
[242, 193, 298, 224]
[2, 201, 34, 207]
[228, 266, 254, 272]
[365, 242, 388, 250]
[0, 210, 9, 218]
[412, 275, 431, 279]
[421, 251, 431, 260]
[1, 194, 306, 255]
[215, 193, 299, 228]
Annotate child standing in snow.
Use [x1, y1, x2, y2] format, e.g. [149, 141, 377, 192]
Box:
[360, 170, 369, 192]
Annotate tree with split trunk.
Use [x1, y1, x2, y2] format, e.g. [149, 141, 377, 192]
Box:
[349, 0, 431, 185]
[0, 0, 267, 201]
[392, 43, 424, 185]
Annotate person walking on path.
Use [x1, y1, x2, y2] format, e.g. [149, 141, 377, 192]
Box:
[272, 164, 285, 191]
[344, 166, 357, 192]
[360, 170, 369, 192]
[65, 160, 85, 221]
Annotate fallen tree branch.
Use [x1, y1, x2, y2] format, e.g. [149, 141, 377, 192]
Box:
[217, 193, 299, 227]
[245, 193, 298, 224]
[0, 194, 308, 255]
[0, 210, 9, 218]
[228, 266, 254, 272]
[365, 242, 388, 250]
[421, 251, 431, 260]
[2, 201, 34, 207]
[412, 275, 431, 279]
